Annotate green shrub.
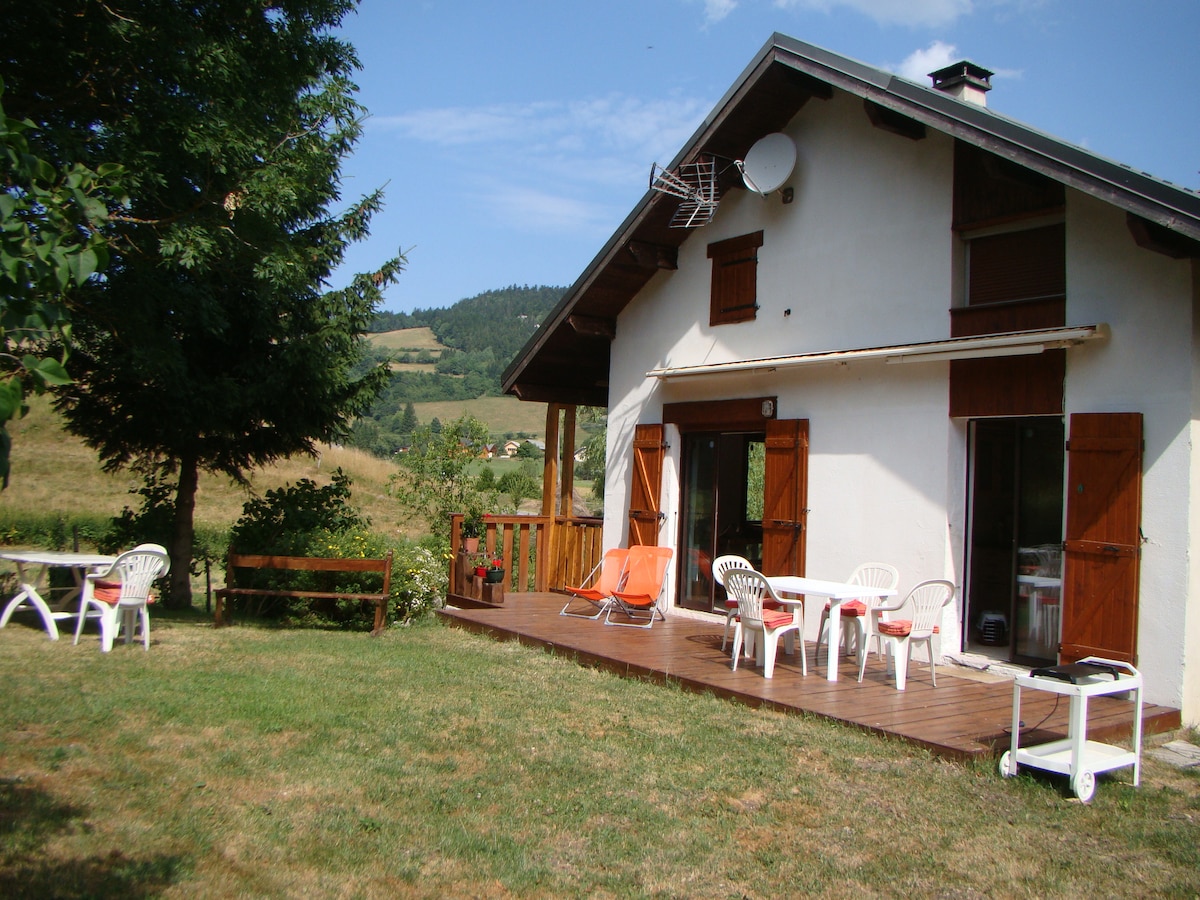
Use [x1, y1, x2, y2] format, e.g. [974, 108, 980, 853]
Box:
[222, 470, 443, 629]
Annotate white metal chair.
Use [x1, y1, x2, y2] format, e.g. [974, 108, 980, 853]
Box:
[712, 554, 754, 652]
[560, 547, 629, 619]
[725, 569, 806, 679]
[73, 544, 169, 652]
[856, 579, 954, 690]
[814, 562, 899, 664]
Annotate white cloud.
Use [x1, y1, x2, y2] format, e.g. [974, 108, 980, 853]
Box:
[704, 0, 739, 22]
[373, 94, 708, 178]
[372, 93, 712, 236]
[774, 0, 973, 27]
[893, 40, 960, 82]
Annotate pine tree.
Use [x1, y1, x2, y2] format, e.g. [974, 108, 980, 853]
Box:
[1, 1, 401, 605]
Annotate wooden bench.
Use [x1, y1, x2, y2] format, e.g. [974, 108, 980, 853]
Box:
[214, 552, 392, 635]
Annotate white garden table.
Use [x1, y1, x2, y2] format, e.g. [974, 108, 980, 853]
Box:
[766, 575, 897, 682]
[0, 550, 117, 640]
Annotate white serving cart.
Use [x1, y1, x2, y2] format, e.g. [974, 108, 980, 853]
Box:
[999, 656, 1143, 802]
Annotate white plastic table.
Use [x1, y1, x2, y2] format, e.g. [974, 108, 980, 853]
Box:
[999, 657, 1143, 802]
[0, 550, 117, 640]
[766, 575, 897, 682]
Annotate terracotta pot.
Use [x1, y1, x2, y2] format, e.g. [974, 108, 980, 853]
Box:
[463, 537, 480, 553]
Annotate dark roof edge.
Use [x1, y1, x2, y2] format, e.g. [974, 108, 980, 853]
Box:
[502, 35, 789, 394]
[503, 33, 1200, 395]
[767, 34, 1200, 239]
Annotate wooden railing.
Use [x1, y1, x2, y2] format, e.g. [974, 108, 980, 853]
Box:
[449, 513, 604, 597]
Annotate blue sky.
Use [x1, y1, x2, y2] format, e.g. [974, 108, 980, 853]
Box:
[332, 0, 1199, 313]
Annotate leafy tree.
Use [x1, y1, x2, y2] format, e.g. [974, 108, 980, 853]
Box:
[1, 2, 401, 607]
[391, 415, 497, 544]
[0, 79, 122, 486]
[497, 462, 539, 510]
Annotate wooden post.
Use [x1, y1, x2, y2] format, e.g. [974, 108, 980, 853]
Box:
[560, 404, 576, 519]
[543, 403, 560, 516]
[543, 403, 562, 594]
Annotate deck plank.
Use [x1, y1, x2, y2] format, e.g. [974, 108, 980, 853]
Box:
[438, 592, 1179, 760]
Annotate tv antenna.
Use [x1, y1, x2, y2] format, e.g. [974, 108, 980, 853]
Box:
[649, 155, 721, 227]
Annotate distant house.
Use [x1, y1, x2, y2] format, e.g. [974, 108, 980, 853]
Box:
[502, 34, 1200, 723]
[502, 440, 522, 458]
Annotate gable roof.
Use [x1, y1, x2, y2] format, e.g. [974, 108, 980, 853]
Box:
[501, 32, 1200, 408]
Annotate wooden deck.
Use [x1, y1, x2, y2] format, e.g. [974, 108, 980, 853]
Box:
[438, 591, 1181, 762]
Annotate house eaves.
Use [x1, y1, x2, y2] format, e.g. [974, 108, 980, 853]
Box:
[501, 33, 1200, 408]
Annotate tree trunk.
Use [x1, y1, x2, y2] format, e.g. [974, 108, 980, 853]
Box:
[166, 453, 199, 609]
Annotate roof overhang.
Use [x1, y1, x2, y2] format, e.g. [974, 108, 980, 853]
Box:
[647, 324, 1109, 381]
[502, 32, 1199, 407]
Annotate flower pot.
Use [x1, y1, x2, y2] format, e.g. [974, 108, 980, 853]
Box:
[485, 567, 505, 584]
[474, 566, 488, 578]
[463, 537, 479, 553]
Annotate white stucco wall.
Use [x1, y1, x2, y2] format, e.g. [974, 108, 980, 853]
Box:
[608, 91, 964, 643]
[1063, 192, 1197, 716]
[603, 90, 1197, 718]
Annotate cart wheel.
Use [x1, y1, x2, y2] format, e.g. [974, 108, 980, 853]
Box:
[1072, 770, 1096, 802]
[999, 751, 1015, 778]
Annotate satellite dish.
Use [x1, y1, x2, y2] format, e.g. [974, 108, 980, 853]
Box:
[738, 133, 796, 195]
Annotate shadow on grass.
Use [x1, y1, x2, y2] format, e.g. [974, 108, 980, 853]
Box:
[0, 780, 188, 898]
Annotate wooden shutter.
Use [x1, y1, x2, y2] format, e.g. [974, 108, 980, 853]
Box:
[708, 231, 762, 326]
[627, 424, 665, 547]
[1060, 413, 1142, 663]
[761, 419, 808, 575]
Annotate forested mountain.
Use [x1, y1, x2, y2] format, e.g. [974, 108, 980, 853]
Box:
[351, 285, 565, 456]
[370, 284, 563, 355]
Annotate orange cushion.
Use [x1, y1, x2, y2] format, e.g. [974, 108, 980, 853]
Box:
[762, 610, 795, 629]
[728, 599, 784, 610]
[94, 586, 122, 605]
[877, 620, 939, 637]
[840, 600, 866, 616]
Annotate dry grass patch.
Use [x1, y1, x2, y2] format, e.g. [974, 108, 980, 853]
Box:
[0, 616, 1196, 898]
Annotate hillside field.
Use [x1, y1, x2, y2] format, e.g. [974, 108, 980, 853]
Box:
[1, 397, 593, 543]
[367, 326, 446, 353]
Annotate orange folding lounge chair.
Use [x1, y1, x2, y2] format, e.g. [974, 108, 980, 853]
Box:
[560, 548, 630, 619]
[604, 545, 673, 629]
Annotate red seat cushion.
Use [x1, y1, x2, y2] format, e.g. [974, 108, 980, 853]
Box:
[762, 610, 795, 629]
[94, 583, 123, 604]
[877, 620, 939, 637]
[840, 599, 866, 616]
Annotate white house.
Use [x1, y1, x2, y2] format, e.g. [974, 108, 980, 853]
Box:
[502, 35, 1199, 724]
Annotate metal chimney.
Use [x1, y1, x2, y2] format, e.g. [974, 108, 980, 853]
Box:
[929, 60, 993, 106]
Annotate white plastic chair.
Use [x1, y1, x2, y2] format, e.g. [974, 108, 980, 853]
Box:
[73, 544, 170, 652]
[814, 562, 899, 664]
[725, 569, 806, 679]
[856, 579, 954, 690]
[712, 554, 754, 652]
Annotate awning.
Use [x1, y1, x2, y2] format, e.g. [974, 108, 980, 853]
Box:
[646, 324, 1109, 381]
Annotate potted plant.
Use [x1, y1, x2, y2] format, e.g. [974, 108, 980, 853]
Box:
[461, 512, 483, 553]
[485, 556, 506, 583]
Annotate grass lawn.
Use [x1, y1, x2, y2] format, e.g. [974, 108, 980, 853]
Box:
[1, 613, 1197, 898]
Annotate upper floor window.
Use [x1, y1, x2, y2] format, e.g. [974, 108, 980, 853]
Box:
[707, 231, 763, 326]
